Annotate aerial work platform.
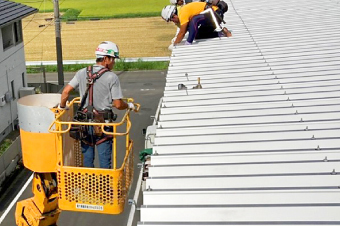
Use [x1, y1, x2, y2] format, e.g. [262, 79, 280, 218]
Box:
[16, 94, 139, 225]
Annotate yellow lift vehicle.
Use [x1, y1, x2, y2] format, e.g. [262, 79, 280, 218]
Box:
[15, 94, 140, 226]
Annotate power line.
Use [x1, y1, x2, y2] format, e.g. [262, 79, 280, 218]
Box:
[59, 0, 66, 7]
[22, 14, 162, 23]
[23, 0, 46, 30]
[0, 24, 50, 65]
[22, 17, 161, 22]
[19, 1, 44, 3]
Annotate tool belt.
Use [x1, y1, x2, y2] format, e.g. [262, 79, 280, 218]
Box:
[70, 108, 117, 142]
[69, 121, 89, 141]
[75, 108, 117, 122]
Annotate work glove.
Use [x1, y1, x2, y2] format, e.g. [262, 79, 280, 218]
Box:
[127, 102, 135, 111]
[168, 44, 174, 51]
[171, 37, 176, 44]
[58, 102, 69, 110]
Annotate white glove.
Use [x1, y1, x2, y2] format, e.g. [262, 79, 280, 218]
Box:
[127, 102, 135, 110]
[58, 104, 69, 110]
[168, 44, 174, 51]
[171, 37, 176, 44]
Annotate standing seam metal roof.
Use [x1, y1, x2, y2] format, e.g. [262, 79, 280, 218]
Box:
[139, 0, 340, 225]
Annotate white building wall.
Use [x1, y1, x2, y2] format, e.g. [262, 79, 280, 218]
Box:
[0, 21, 27, 141]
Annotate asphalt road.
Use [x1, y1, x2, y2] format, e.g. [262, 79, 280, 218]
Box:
[0, 70, 166, 226]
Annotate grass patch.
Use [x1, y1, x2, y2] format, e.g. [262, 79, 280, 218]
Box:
[0, 139, 13, 156]
[26, 60, 169, 73]
[15, 0, 168, 19]
[62, 9, 81, 21]
[116, 59, 169, 71]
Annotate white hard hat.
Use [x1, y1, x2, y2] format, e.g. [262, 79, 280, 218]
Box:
[170, 0, 177, 4]
[161, 5, 177, 22]
[95, 41, 120, 58]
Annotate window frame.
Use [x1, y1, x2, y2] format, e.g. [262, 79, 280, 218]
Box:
[11, 80, 16, 100]
[1, 20, 23, 51]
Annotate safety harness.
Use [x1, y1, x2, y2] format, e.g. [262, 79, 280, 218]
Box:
[81, 65, 109, 119]
[202, 0, 228, 31]
[204, 0, 220, 7]
[70, 65, 116, 146]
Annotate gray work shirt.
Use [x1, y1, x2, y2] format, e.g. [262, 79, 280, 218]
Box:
[68, 65, 123, 111]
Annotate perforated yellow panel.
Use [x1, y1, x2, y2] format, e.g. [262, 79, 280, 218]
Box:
[73, 141, 83, 167]
[57, 142, 134, 214]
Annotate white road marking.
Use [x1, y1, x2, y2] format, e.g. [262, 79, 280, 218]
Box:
[0, 173, 33, 224]
[140, 89, 155, 91]
[126, 167, 143, 226]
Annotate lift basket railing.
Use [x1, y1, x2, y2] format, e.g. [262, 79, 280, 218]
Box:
[48, 97, 140, 214]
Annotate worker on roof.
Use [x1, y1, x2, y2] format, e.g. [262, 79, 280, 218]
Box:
[168, 0, 204, 48]
[162, 1, 231, 48]
[59, 41, 135, 169]
[169, 0, 189, 47]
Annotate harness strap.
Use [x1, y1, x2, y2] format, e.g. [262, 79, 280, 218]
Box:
[86, 65, 109, 107]
[82, 135, 112, 147]
[96, 135, 113, 145]
[85, 66, 111, 145]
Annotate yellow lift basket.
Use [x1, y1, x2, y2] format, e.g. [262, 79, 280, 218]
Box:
[48, 97, 140, 215]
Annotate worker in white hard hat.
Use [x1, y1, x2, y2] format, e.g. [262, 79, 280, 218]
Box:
[168, 0, 188, 48]
[169, 0, 203, 44]
[162, 1, 231, 48]
[59, 41, 135, 169]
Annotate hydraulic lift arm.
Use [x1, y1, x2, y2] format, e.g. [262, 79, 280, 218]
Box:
[15, 173, 60, 226]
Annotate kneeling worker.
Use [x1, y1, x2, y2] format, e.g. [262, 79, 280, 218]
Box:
[59, 41, 135, 169]
[162, 1, 231, 47]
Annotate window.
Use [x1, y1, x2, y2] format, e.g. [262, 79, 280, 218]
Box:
[2, 24, 14, 50]
[22, 72, 26, 87]
[14, 21, 23, 44]
[11, 80, 16, 100]
[1, 21, 23, 51]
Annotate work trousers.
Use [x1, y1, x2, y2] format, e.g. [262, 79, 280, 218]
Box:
[187, 14, 218, 44]
[81, 126, 112, 169]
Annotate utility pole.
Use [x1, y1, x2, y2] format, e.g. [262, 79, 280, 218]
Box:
[53, 0, 64, 86]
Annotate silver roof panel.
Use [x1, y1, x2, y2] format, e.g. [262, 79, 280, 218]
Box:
[140, 0, 340, 224]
